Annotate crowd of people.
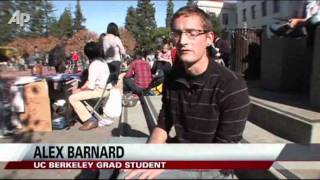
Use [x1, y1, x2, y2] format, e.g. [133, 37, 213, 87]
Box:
[2, 1, 320, 178]
[46, 7, 233, 134]
[3, 6, 237, 135]
[65, 5, 248, 179]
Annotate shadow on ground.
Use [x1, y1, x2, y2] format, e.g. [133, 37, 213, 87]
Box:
[74, 123, 148, 180]
[111, 123, 148, 138]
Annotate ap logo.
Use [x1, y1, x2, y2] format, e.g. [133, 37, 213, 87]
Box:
[8, 10, 30, 27]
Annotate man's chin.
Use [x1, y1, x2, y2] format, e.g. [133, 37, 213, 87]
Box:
[179, 55, 194, 63]
[180, 58, 195, 64]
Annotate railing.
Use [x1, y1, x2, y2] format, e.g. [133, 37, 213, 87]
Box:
[230, 28, 262, 79]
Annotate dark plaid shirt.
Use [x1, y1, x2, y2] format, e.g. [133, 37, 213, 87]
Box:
[157, 60, 250, 143]
[125, 59, 153, 89]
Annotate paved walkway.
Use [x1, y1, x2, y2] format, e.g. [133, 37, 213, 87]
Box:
[1, 73, 319, 179]
[0, 121, 121, 179]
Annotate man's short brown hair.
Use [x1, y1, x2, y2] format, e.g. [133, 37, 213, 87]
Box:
[170, 5, 213, 31]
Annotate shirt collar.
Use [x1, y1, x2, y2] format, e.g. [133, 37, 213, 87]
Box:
[174, 59, 216, 88]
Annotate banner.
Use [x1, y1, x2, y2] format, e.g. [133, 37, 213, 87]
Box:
[5, 161, 273, 169]
[0, 144, 319, 170]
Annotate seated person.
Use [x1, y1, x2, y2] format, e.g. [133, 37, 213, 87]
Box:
[152, 43, 173, 77]
[123, 51, 153, 98]
[158, 42, 172, 65]
[68, 42, 110, 131]
[270, 0, 320, 44]
[290, 0, 320, 26]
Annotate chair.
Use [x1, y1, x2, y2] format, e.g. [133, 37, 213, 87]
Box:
[83, 97, 109, 121]
[66, 78, 111, 123]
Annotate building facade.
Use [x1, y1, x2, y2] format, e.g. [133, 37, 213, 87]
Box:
[236, 0, 306, 36]
[196, 0, 238, 31]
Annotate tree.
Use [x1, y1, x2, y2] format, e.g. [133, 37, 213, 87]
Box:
[43, 0, 56, 36]
[7, 36, 60, 56]
[58, 8, 74, 38]
[135, 0, 157, 52]
[186, 0, 195, 6]
[125, 6, 138, 35]
[28, 0, 46, 37]
[66, 29, 98, 55]
[165, 0, 174, 28]
[209, 13, 223, 37]
[49, 19, 62, 37]
[0, 1, 17, 45]
[13, 0, 32, 37]
[153, 27, 171, 49]
[73, 0, 86, 32]
[119, 28, 136, 56]
[14, 0, 56, 37]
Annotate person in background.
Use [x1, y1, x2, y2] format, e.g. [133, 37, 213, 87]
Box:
[98, 33, 106, 59]
[34, 46, 40, 58]
[158, 41, 172, 66]
[286, 0, 320, 29]
[214, 35, 231, 67]
[154, 41, 173, 76]
[123, 50, 153, 98]
[71, 50, 80, 73]
[34, 59, 43, 76]
[27, 55, 37, 75]
[146, 51, 157, 68]
[48, 39, 67, 73]
[169, 39, 179, 65]
[103, 23, 126, 86]
[270, 0, 320, 47]
[118, 6, 250, 179]
[68, 42, 111, 131]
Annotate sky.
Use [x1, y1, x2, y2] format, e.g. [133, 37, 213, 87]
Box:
[53, 0, 188, 35]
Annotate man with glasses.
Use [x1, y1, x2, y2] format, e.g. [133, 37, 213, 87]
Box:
[117, 6, 250, 179]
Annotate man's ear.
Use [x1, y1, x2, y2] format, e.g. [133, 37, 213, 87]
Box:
[206, 32, 214, 47]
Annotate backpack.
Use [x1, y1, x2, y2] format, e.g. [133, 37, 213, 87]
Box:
[151, 69, 165, 88]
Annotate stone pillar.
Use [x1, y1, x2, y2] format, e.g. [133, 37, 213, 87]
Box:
[261, 37, 310, 91]
[310, 27, 320, 108]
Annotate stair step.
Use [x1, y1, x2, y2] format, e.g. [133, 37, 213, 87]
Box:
[119, 101, 149, 138]
[145, 96, 319, 179]
[242, 121, 291, 143]
[249, 96, 320, 143]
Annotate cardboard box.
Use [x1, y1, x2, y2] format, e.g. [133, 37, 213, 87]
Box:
[19, 80, 52, 132]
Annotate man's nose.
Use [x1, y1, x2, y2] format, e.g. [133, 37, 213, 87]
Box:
[177, 33, 189, 46]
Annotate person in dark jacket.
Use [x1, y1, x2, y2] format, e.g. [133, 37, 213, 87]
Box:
[48, 40, 67, 73]
[214, 36, 231, 67]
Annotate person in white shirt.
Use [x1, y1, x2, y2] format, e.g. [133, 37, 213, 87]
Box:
[103, 22, 126, 86]
[69, 42, 110, 131]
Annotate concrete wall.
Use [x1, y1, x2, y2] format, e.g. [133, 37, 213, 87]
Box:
[310, 27, 320, 108]
[261, 37, 312, 92]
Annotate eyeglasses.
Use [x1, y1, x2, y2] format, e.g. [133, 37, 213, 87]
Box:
[171, 29, 209, 39]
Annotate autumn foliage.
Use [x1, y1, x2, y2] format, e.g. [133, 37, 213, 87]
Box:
[5, 29, 98, 57]
[119, 28, 137, 56]
[6, 36, 60, 56]
[65, 29, 98, 56]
